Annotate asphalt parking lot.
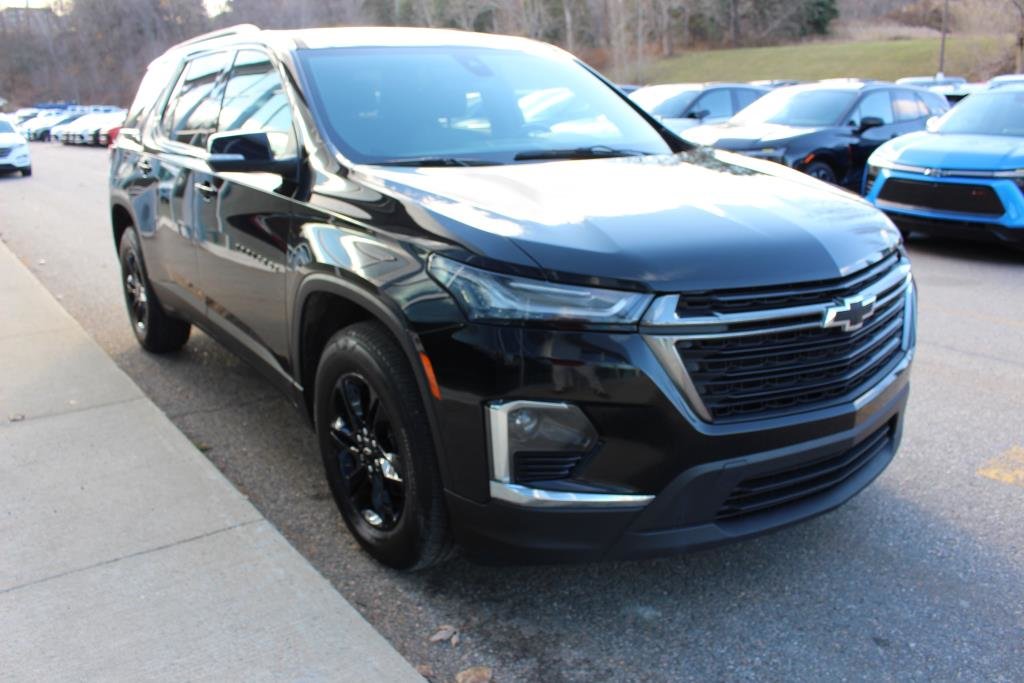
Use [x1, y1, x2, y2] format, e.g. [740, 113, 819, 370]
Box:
[2, 143, 1022, 682]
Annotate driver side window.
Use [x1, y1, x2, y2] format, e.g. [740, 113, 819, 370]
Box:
[691, 89, 732, 118]
[217, 50, 296, 159]
[852, 91, 894, 126]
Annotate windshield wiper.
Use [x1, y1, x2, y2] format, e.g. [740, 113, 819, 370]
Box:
[513, 145, 649, 161]
[374, 156, 496, 167]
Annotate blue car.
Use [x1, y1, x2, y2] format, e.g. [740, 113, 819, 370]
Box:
[864, 85, 1024, 248]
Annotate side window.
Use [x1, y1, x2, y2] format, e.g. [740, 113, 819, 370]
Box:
[921, 91, 950, 116]
[691, 89, 732, 118]
[160, 51, 230, 148]
[734, 88, 762, 112]
[853, 91, 894, 125]
[218, 50, 296, 158]
[893, 90, 928, 121]
[125, 57, 178, 130]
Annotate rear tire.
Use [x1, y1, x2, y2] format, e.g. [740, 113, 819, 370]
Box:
[805, 161, 837, 185]
[315, 321, 452, 570]
[20, 167, 31, 177]
[118, 229, 191, 353]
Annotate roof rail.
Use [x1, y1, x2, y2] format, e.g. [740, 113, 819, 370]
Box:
[171, 23, 260, 51]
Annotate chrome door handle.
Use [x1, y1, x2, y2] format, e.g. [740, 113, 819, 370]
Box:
[194, 181, 218, 200]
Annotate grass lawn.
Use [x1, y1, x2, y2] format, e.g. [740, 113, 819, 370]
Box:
[643, 35, 1013, 84]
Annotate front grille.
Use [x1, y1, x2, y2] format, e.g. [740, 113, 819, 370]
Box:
[513, 452, 584, 484]
[878, 178, 1004, 216]
[0, 147, 10, 157]
[717, 423, 893, 521]
[674, 251, 900, 315]
[645, 250, 912, 423]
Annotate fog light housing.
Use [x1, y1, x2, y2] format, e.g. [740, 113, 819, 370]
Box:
[487, 401, 597, 485]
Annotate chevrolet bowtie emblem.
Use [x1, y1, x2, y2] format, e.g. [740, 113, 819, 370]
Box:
[823, 295, 877, 332]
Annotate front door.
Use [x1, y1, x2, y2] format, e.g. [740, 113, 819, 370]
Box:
[195, 49, 299, 381]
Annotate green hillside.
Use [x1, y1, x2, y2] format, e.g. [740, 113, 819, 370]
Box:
[643, 35, 1012, 84]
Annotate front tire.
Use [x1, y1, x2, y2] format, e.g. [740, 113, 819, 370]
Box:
[315, 322, 451, 570]
[20, 167, 31, 177]
[118, 229, 191, 353]
[805, 160, 837, 185]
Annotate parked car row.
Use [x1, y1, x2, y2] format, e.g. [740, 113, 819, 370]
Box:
[627, 75, 1024, 249]
[11, 104, 124, 143]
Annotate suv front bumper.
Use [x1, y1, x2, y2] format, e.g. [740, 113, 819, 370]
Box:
[423, 310, 912, 562]
[444, 366, 907, 562]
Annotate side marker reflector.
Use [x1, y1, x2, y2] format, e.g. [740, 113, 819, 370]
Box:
[419, 352, 442, 400]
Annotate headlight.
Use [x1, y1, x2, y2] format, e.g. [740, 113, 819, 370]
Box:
[428, 254, 653, 326]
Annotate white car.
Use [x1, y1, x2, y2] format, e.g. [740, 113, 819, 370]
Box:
[60, 110, 126, 145]
[0, 116, 32, 176]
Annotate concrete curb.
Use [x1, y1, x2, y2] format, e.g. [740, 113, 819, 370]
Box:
[0, 240, 421, 681]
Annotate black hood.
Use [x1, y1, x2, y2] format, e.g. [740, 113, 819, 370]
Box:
[682, 121, 827, 151]
[359, 150, 901, 293]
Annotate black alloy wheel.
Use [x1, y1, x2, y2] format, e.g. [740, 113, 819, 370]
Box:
[117, 229, 191, 353]
[315, 322, 451, 570]
[328, 373, 406, 531]
[123, 248, 149, 337]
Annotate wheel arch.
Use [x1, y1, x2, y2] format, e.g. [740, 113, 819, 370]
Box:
[291, 275, 447, 470]
[111, 202, 134, 249]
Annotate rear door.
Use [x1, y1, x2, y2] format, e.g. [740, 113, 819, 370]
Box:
[194, 48, 300, 381]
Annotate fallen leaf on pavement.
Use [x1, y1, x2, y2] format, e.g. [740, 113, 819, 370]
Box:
[451, 632, 461, 646]
[415, 663, 434, 679]
[429, 624, 457, 643]
[455, 666, 492, 683]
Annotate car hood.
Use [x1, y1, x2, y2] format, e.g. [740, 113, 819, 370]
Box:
[358, 150, 900, 293]
[879, 131, 1024, 170]
[682, 122, 826, 150]
[0, 132, 26, 146]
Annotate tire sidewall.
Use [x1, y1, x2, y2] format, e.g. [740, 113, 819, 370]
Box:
[118, 228, 150, 345]
[314, 330, 432, 569]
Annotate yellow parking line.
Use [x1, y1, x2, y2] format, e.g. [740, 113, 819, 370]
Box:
[977, 446, 1024, 487]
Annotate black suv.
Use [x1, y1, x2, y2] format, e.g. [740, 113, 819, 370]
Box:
[682, 80, 949, 189]
[110, 26, 916, 569]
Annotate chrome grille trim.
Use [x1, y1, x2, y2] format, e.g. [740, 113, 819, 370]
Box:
[643, 259, 914, 423]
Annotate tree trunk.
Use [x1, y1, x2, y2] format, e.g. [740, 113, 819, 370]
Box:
[564, 0, 575, 53]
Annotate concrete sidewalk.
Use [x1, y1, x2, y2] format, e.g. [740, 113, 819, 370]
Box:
[0, 240, 419, 681]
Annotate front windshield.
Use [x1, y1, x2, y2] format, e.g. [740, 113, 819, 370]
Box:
[297, 46, 672, 165]
[629, 86, 700, 117]
[0, 120, 15, 134]
[937, 91, 1024, 136]
[731, 88, 857, 127]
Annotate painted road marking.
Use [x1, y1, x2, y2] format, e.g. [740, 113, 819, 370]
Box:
[977, 446, 1024, 487]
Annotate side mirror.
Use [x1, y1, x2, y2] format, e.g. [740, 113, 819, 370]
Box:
[925, 116, 941, 133]
[687, 109, 710, 120]
[857, 116, 885, 134]
[207, 131, 297, 175]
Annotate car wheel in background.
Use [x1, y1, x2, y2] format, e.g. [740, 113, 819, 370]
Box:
[805, 161, 837, 184]
[20, 167, 31, 177]
[315, 321, 452, 571]
[117, 228, 191, 353]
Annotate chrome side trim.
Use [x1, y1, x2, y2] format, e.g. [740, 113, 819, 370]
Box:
[487, 400, 575, 483]
[489, 481, 654, 508]
[644, 335, 715, 422]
